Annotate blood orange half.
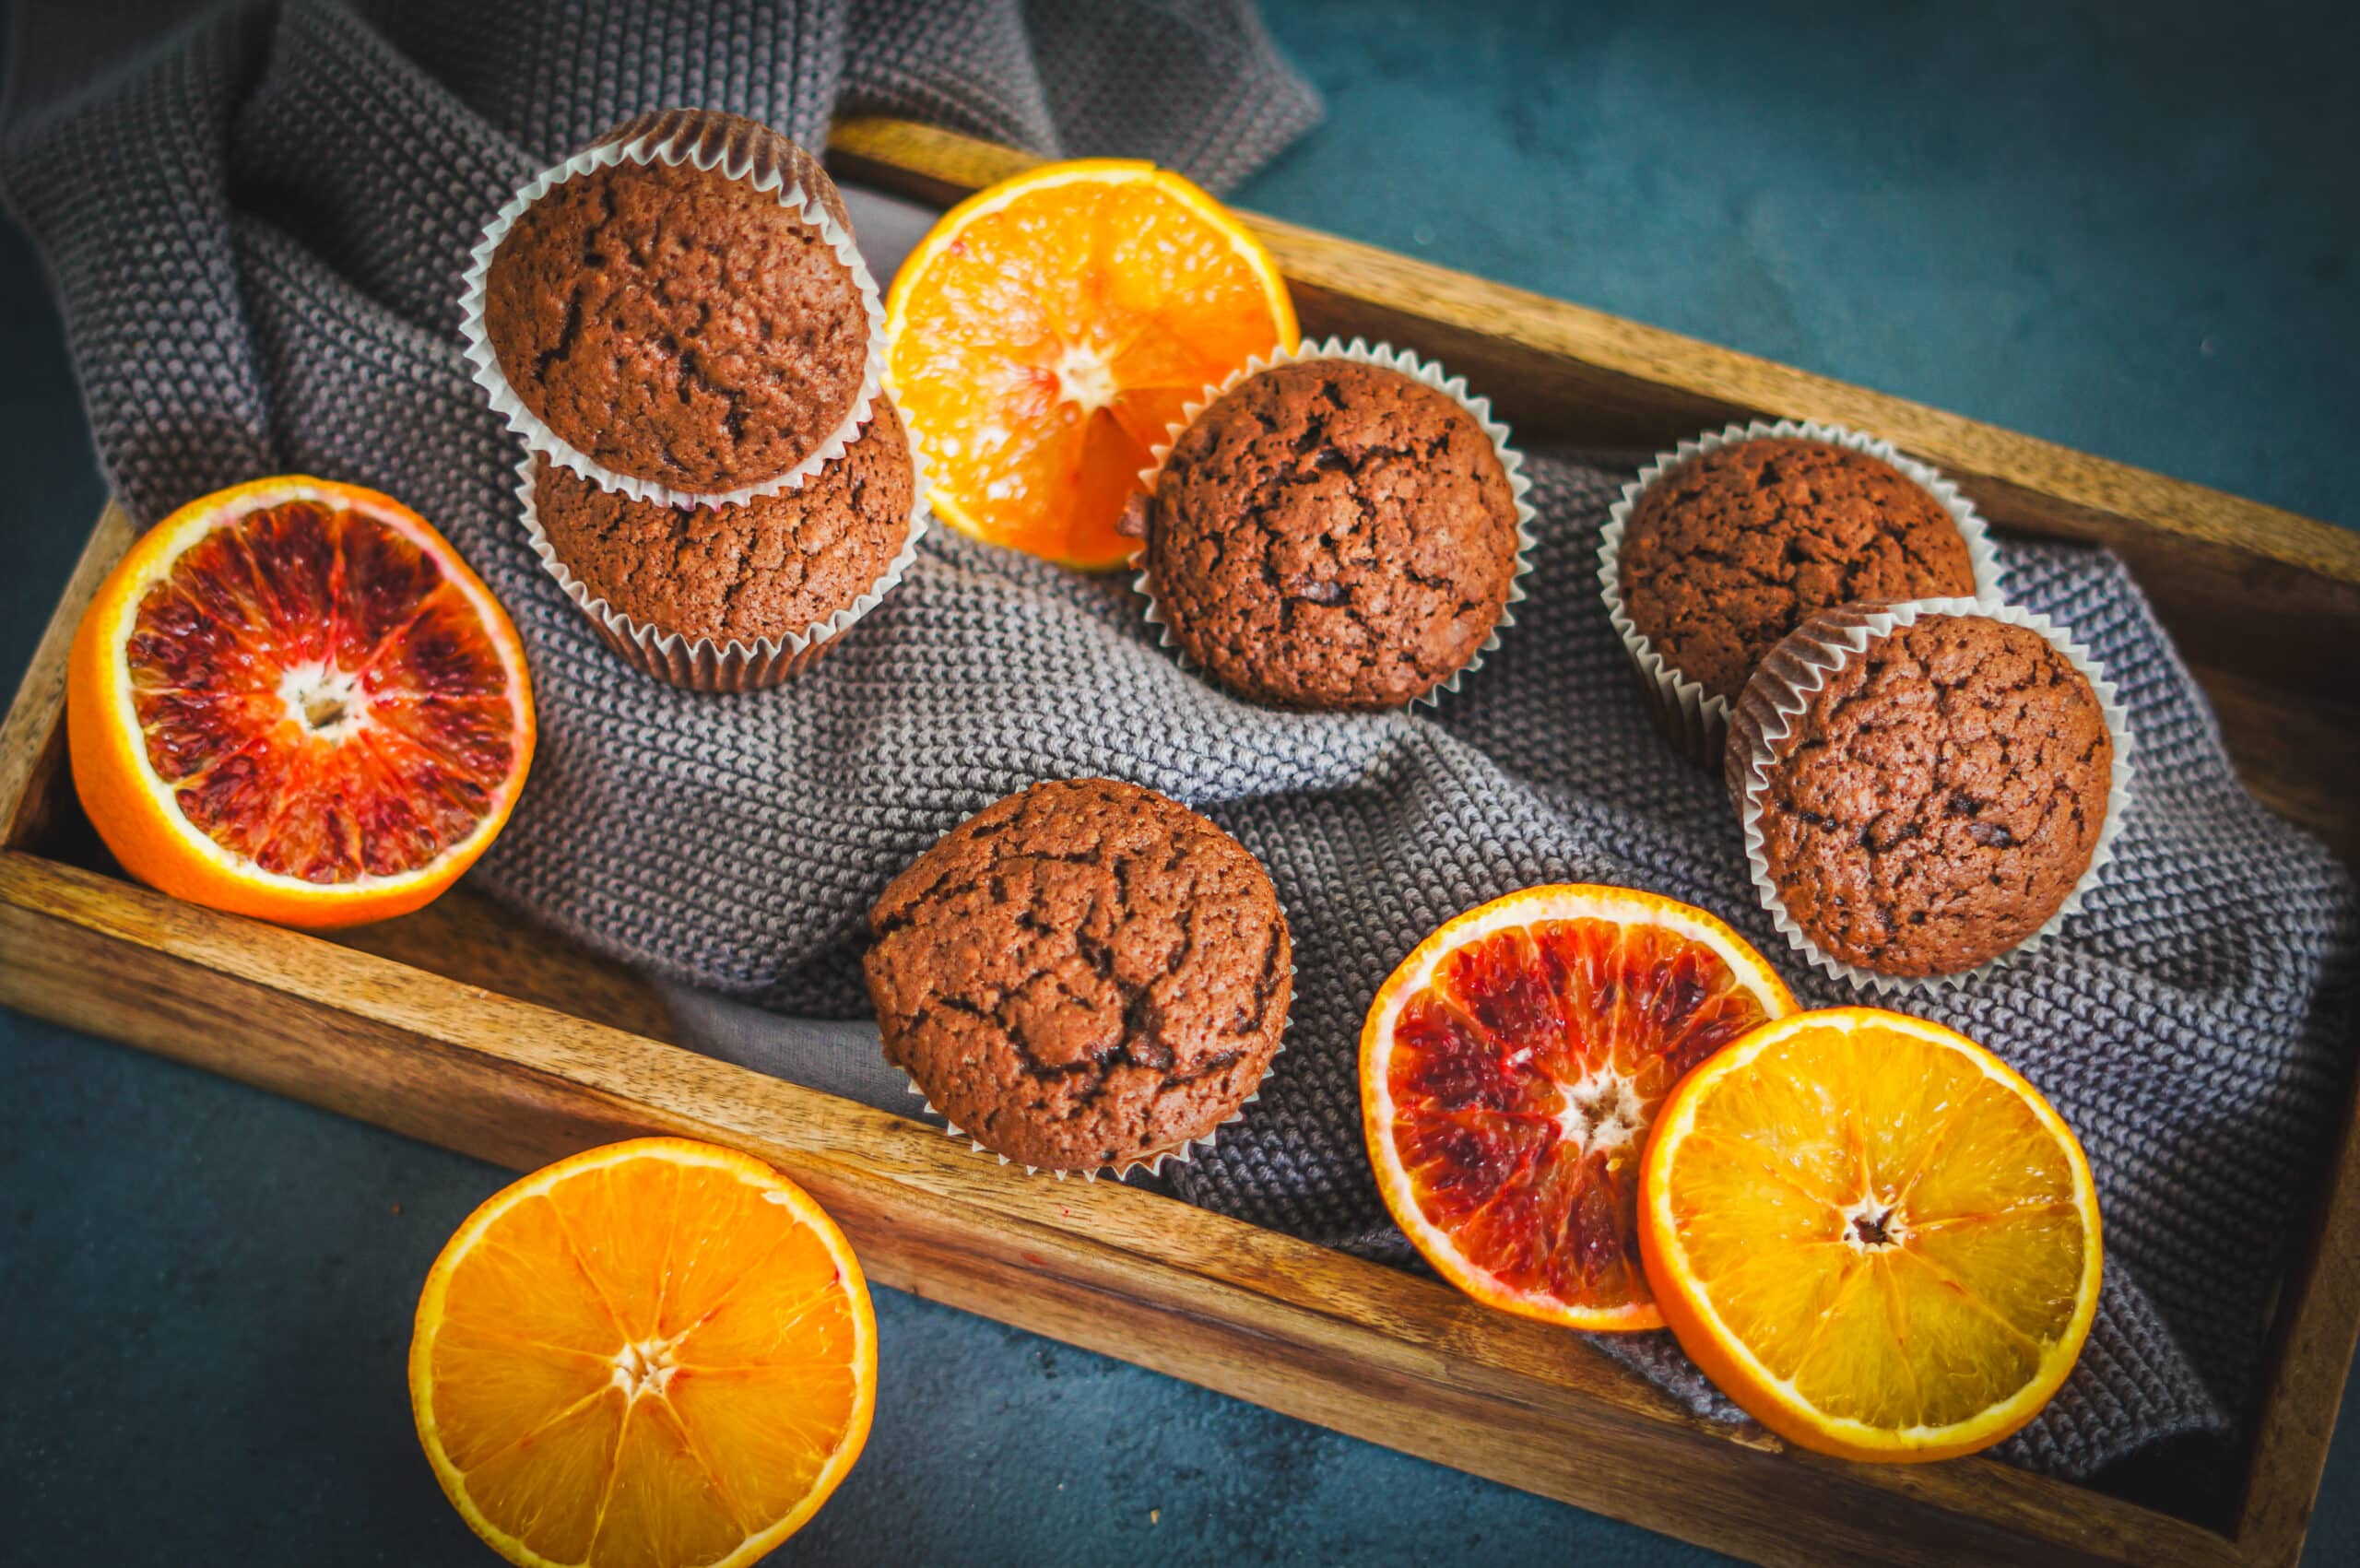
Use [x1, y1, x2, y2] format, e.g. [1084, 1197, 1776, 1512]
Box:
[1362, 885, 1795, 1330]
[66, 477, 533, 928]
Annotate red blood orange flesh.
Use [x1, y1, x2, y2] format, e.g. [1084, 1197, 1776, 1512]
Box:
[1363, 886, 1795, 1330]
[68, 477, 534, 927]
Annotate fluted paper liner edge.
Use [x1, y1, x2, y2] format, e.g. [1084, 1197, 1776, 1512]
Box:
[1726, 595, 2135, 994]
[1599, 418, 2006, 764]
[459, 113, 887, 509]
[513, 430, 930, 691]
[1129, 336, 1537, 710]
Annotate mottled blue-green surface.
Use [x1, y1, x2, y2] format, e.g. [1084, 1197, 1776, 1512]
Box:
[2, 2, 2354, 1563]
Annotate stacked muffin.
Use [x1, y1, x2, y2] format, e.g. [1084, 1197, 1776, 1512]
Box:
[463, 109, 921, 690]
[1601, 421, 2131, 986]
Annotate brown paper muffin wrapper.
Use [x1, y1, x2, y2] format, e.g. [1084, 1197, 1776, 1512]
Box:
[460, 111, 887, 510]
[901, 966, 1295, 1182]
[513, 434, 930, 692]
[1726, 595, 2134, 994]
[1599, 419, 2005, 765]
[1129, 336, 1537, 710]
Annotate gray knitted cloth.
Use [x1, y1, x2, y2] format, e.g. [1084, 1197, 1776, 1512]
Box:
[6, 0, 2353, 1486]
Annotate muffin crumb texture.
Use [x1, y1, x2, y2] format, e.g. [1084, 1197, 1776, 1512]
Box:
[864, 779, 1292, 1173]
[1619, 439, 1976, 703]
[485, 149, 869, 492]
[1754, 614, 2112, 977]
[532, 401, 912, 644]
[1146, 360, 1520, 710]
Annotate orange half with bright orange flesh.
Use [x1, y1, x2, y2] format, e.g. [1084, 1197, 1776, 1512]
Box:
[1639, 1008, 2102, 1462]
[884, 159, 1296, 570]
[409, 1138, 878, 1568]
[65, 477, 532, 928]
[1362, 885, 1795, 1331]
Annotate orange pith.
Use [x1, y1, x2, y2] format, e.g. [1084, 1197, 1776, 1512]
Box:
[410, 1138, 878, 1568]
[883, 159, 1297, 570]
[65, 477, 533, 928]
[1362, 885, 1795, 1331]
[1638, 1008, 2102, 1463]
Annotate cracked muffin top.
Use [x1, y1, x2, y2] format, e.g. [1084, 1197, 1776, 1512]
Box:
[531, 398, 913, 643]
[1740, 612, 2113, 978]
[864, 778, 1292, 1173]
[1617, 438, 1977, 704]
[1138, 359, 1520, 710]
[482, 112, 871, 493]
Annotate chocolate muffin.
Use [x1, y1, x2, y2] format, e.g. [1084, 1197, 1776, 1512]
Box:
[1730, 611, 2115, 978]
[865, 778, 1292, 1173]
[482, 111, 873, 494]
[1617, 438, 1978, 705]
[1138, 359, 1521, 710]
[532, 399, 914, 646]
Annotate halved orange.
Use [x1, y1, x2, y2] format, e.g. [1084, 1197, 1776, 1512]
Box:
[66, 477, 533, 928]
[1639, 1008, 2103, 1463]
[1362, 885, 1795, 1331]
[410, 1138, 878, 1568]
[883, 159, 1296, 570]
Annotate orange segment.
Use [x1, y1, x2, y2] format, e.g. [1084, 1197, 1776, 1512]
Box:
[884, 159, 1296, 570]
[456, 1386, 629, 1565]
[66, 477, 534, 928]
[667, 1363, 863, 1519]
[410, 1138, 876, 1568]
[426, 1324, 615, 1471]
[1361, 885, 1796, 1331]
[1639, 1008, 2102, 1462]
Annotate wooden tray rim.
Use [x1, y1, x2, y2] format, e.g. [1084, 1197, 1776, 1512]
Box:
[0, 117, 2353, 1568]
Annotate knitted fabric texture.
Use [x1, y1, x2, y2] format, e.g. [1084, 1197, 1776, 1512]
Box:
[6, 0, 2352, 1484]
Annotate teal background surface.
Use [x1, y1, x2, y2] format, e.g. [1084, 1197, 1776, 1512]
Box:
[2, 2, 2354, 1562]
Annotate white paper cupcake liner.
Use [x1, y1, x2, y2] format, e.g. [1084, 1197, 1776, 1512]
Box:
[903, 963, 1296, 1182]
[1599, 419, 2005, 766]
[513, 427, 930, 692]
[459, 112, 888, 510]
[1726, 596, 2135, 994]
[1128, 336, 1538, 710]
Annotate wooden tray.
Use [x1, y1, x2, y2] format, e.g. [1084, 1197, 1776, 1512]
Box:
[4, 119, 2355, 1568]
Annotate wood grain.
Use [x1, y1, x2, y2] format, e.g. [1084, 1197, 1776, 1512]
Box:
[0, 114, 2353, 1568]
[826, 117, 2356, 584]
[827, 116, 2360, 863]
[0, 849, 2244, 1568]
[2235, 1006, 2360, 1563]
[329, 886, 680, 1044]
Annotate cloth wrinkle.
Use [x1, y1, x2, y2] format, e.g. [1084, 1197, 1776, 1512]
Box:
[3, 0, 2350, 1485]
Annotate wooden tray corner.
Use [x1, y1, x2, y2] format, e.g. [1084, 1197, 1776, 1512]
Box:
[4, 118, 2356, 1568]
